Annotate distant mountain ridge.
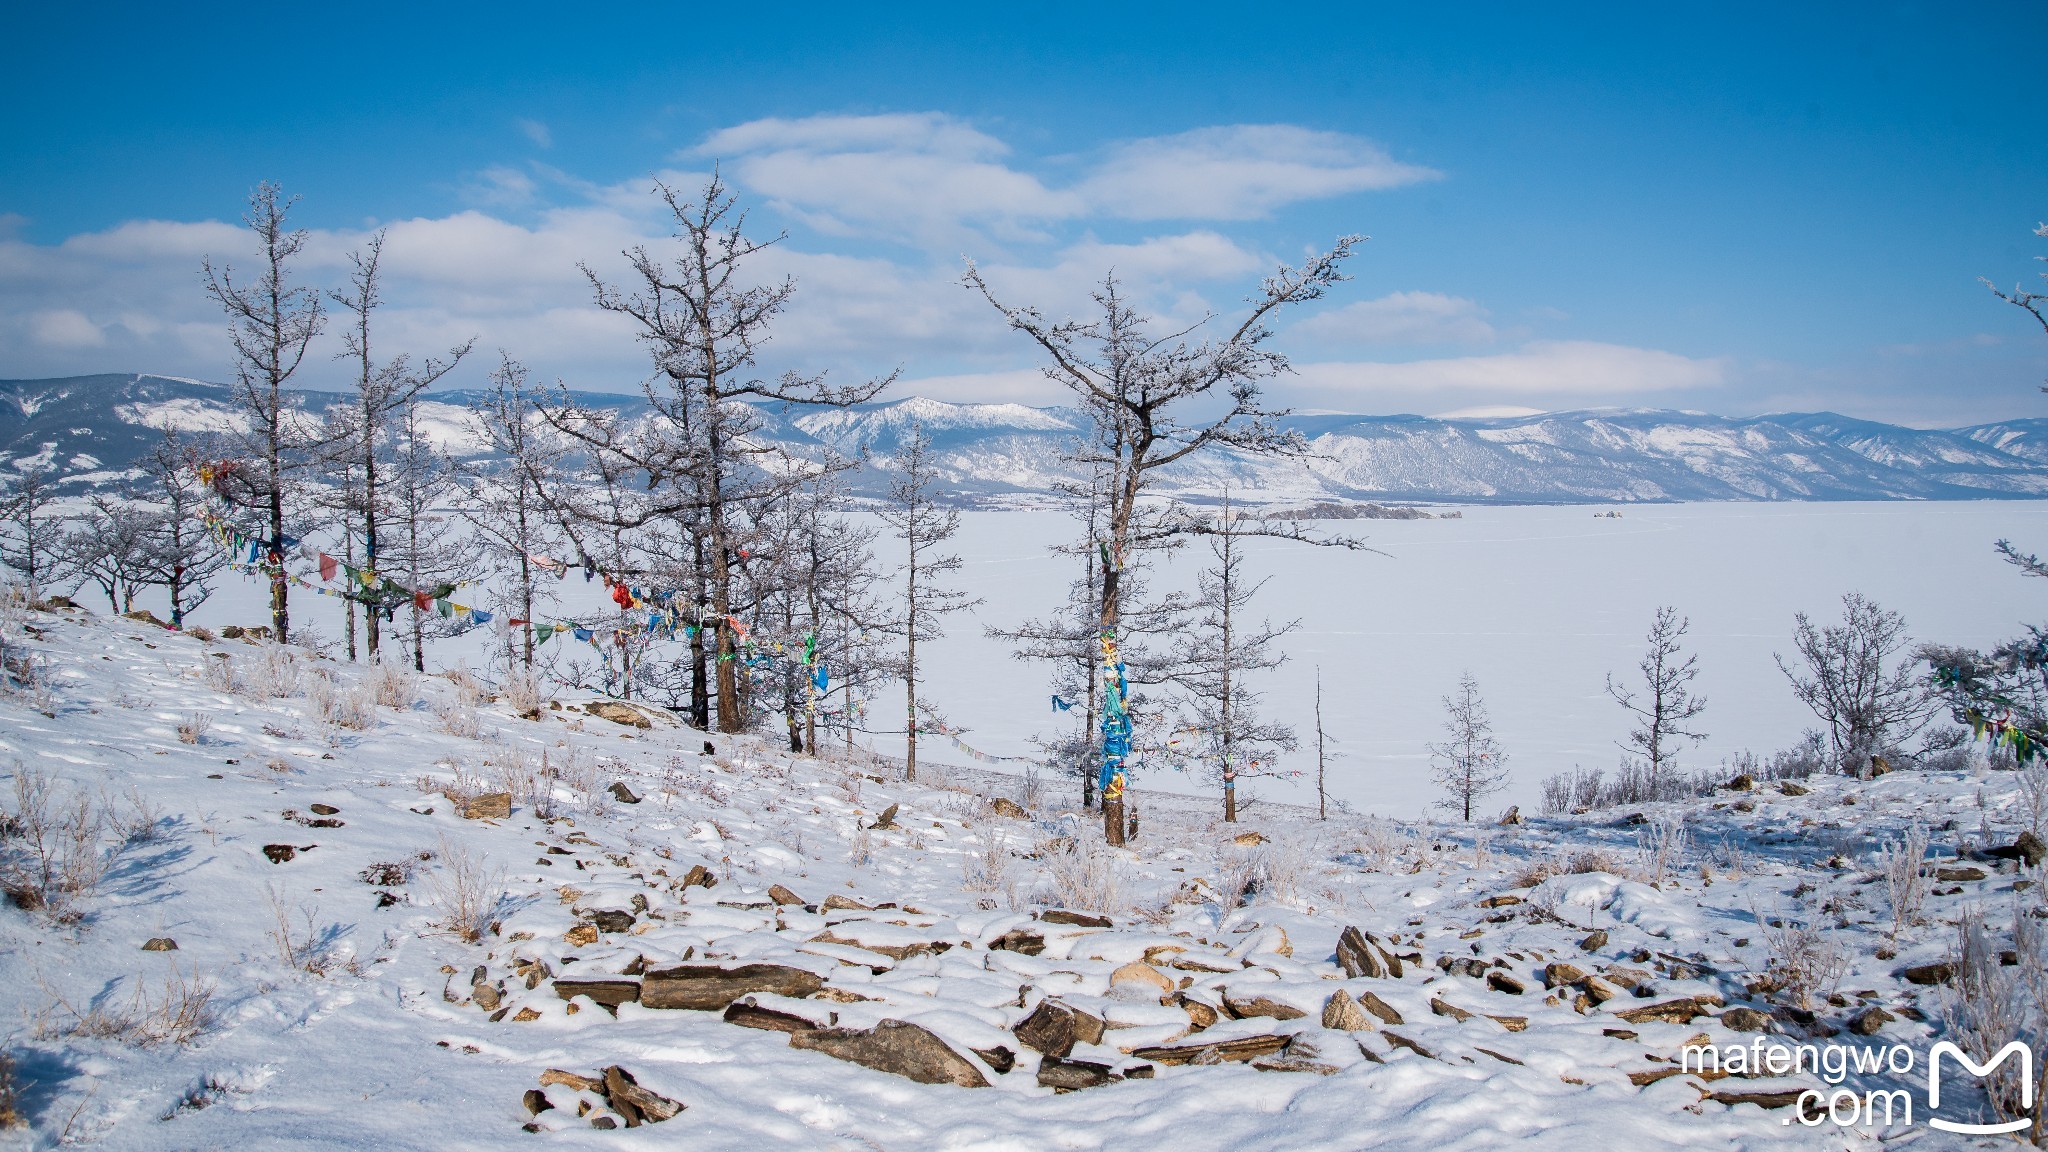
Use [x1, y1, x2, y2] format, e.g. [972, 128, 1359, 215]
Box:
[6, 372, 2048, 505]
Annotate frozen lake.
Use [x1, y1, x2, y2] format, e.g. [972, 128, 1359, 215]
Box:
[149, 500, 2048, 820]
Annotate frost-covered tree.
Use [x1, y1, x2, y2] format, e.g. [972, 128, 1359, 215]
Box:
[326, 230, 473, 661]
[461, 354, 563, 671]
[381, 394, 480, 672]
[965, 237, 1359, 844]
[556, 174, 889, 733]
[136, 430, 224, 628]
[1983, 221, 2048, 390]
[201, 182, 324, 642]
[1928, 541, 2048, 764]
[1777, 592, 1932, 774]
[0, 465, 67, 598]
[1170, 496, 1300, 822]
[64, 497, 158, 615]
[877, 422, 980, 780]
[1607, 606, 1707, 780]
[1430, 672, 1509, 822]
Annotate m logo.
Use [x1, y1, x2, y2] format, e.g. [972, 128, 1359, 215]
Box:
[1928, 1041, 2034, 1135]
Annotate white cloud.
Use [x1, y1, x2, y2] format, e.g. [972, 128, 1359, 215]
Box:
[1295, 340, 1725, 397]
[29, 309, 103, 348]
[1293, 291, 1497, 346]
[697, 113, 1434, 249]
[517, 119, 553, 149]
[1081, 125, 1439, 221]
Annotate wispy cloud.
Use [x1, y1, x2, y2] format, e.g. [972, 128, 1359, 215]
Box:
[517, 118, 553, 149]
[1292, 291, 1497, 346]
[1295, 340, 1726, 397]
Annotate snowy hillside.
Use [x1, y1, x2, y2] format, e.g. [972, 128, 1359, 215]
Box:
[0, 599, 2038, 1147]
[9, 374, 2048, 504]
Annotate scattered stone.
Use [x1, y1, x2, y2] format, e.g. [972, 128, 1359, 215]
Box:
[1542, 962, 1588, 989]
[1486, 970, 1526, 995]
[789, 1020, 989, 1087]
[821, 893, 871, 911]
[603, 1065, 684, 1124]
[564, 924, 599, 946]
[1477, 894, 1524, 908]
[540, 1069, 605, 1093]
[1430, 997, 1474, 1022]
[1498, 806, 1522, 825]
[1986, 831, 2048, 868]
[473, 983, 503, 1012]
[641, 963, 824, 1010]
[1778, 782, 1810, 797]
[1013, 999, 1106, 1057]
[1615, 998, 1710, 1025]
[309, 803, 340, 816]
[261, 844, 296, 864]
[1703, 1087, 1807, 1110]
[1037, 1055, 1117, 1091]
[1129, 1035, 1289, 1066]
[1040, 909, 1112, 928]
[585, 701, 652, 729]
[1336, 926, 1385, 979]
[1901, 962, 1956, 986]
[989, 797, 1028, 819]
[971, 1044, 1015, 1074]
[988, 928, 1046, 955]
[1848, 1005, 1895, 1036]
[1222, 990, 1306, 1020]
[462, 792, 512, 820]
[1579, 930, 1609, 952]
[868, 804, 900, 831]
[141, 937, 178, 952]
[1380, 1031, 1439, 1061]
[1726, 773, 1755, 791]
[679, 864, 716, 890]
[1322, 990, 1375, 1032]
[1936, 866, 1988, 882]
[1111, 961, 1174, 996]
[768, 884, 805, 906]
[554, 978, 642, 1008]
[608, 782, 642, 804]
[587, 909, 636, 934]
[522, 1088, 552, 1116]
[1720, 1007, 1773, 1033]
[1232, 831, 1268, 846]
[1172, 993, 1219, 1031]
[723, 997, 826, 1032]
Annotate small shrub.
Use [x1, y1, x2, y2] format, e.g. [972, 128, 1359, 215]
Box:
[32, 964, 217, 1048]
[962, 830, 1009, 893]
[251, 644, 300, 698]
[430, 840, 504, 944]
[435, 701, 482, 740]
[1037, 837, 1126, 915]
[176, 712, 212, 745]
[0, 765, 108, 914]
[499, 667, 548, 719]
[1753, 899, 1848, 1011]
[185, 626, 216, 643]
[367, 661, 419, 710]
[200, 654, 242, 695]
[1878, 824, 1932, 946]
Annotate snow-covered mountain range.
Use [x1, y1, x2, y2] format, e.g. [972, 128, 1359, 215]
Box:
[8, 372, 2048, 504]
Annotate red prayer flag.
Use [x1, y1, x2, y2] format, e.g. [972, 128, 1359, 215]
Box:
[318, 553, 338, 582]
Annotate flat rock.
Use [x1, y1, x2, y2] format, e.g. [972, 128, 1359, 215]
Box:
[1356, 990, 1404, 1025]
[1719, 1006, 1773, 1033]
[641, 963, 824, 1010]
[989, 928, 1046, 955]
[553, 978, 642, 1007]
[789, 1019, 989, 1088]
[608, 782, 641, 804]
[723, 997, 829, 1032]
[603, 1066, 684, 1125]
[1543, 962, 1588, 989]
[1336, 926, 1384, 979]
[1111, 961, 1173, 995]
[1223, 991, 1306, 1021]
[1013, 999, 1106, 1057]
[821, 893, 871, 911]
[141, 937, 178, 952]
[1615, 997, 1710, 1025]
[768, 884, 805, 906]
[1901, 962, 1957, 986]
[1321, 990, 1374, 1031]
[1037, 1055, 1116, 1091]
[462, 792, 512, 820]
[989, 797, 1028, 819]
[1040, 909, 1112, 928]
[1486, 970, 1526, 995]
[586, 701, 651, 729]
[1129, 1034, 1288, 1066]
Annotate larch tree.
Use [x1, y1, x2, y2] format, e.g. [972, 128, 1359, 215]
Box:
[462, 353, 564, 671]
[381, 393, 480, 672]
[1606, 605, 1707, 781]
[877, 421, 980, 780]
[965, 238, 1360, 844]
[136, 429, 224, 628]
[561, 174, 889, 734]
[64, 497, 158, 615]
[1430, 672, 1509, 822]
[201, 182, 323, 642]
[1778, 592, 1932, 774]
[326, 229, 473, 661]
[0, 466, 67, 598]
[1983, 221, 2048, 389]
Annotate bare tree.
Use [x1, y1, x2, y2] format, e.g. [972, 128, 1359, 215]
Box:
[64, 497, 157, 614]
[461, 354, 563, 671]
[1607, 605, 1707, 780]
[326, 230, 473, 661]
[1430, 672, 1509, 822]
[1170, 495, 1301, 822]
[1983, 222, 2048, 390]
[0, 466, 67, 598]
[381, 394, 480, 672]
[201, 181, 324, 642]
[1314, 667, 1337, 821]
[965, 236, 1360, 843]
[1927, 540, 2048, 765]
[877, 421, 981, 780]
[136, 429, 224, 628]
[1777, 592, 1932, 774]
[561, 174, 889, 734]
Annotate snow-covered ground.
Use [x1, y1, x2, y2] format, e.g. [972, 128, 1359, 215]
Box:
[0, 599, 2039, 1147]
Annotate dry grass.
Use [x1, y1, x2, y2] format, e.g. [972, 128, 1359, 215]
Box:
[367, 661, 420, 710]
[250, 644, 300, 698]
[499, 667, 548, 719]
[1878, 824, 1931, 946]
[0, 765, 108, 915]
[962, 829, 1009, 893]
[263, 884, 358, 976]
[1752, 897, 1849, 1011]
[200, 654, 241, 695]
[431, 840, 504, 943]
[1511, 846, 1628, 890]
[1036, 837, 1126, 915]
[434, 701, 483, 740]
[33, 964, 218, 1047]
[175, 711, 211, 745]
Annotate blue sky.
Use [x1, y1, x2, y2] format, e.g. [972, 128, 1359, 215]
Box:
[2, 2, 2043, 424]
